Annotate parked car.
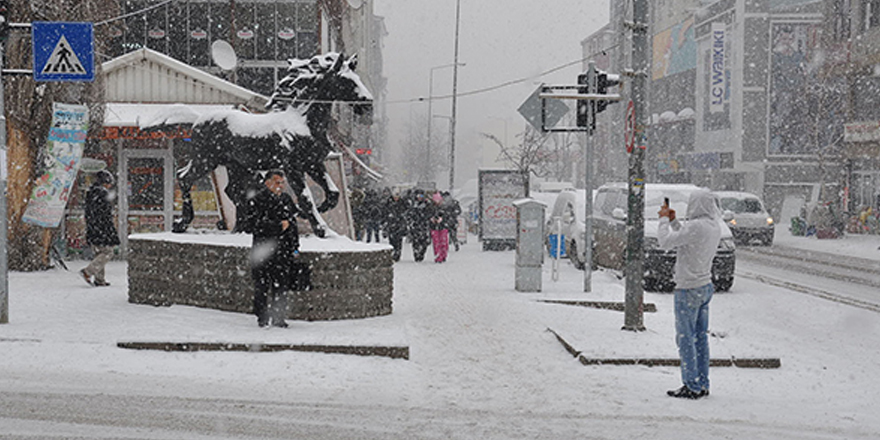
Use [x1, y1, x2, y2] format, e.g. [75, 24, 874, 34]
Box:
[591, 183, 736, 292]
[714, 191, 775, 246]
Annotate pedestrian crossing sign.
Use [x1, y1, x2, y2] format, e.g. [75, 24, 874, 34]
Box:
[32, 22, 95, 82]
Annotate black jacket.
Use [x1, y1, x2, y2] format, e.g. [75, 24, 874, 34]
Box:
[383, 196, 410, 236]
[247, 187, 301, 273]
[407, 197, 432, 236]
[429, 203, 446, 231]
[85, 184, 120, 247]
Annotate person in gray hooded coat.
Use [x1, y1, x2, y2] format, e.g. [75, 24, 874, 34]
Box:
[658, 188, 721, 399]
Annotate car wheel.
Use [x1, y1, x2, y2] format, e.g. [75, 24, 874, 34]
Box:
[714, 277, 734, 292]
[568, 240, 586, 270]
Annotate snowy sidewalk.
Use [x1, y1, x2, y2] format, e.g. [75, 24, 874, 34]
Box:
[2, 233, 879, 439]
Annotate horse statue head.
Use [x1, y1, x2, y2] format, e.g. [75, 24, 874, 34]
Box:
[268, 53, 373, 118]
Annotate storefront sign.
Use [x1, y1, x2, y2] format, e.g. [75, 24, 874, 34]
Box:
[709, 22, 726, 114]
[22, 103, 89, 227]
[278, 29, 295, 40]
[94, 125, 192, 141]
[844, 121, 880, 143]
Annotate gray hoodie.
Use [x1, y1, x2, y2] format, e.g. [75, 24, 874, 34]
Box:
[657, 189, 722, 289]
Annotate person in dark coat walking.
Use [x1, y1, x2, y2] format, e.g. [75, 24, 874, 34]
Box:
[80, 170, 120, 287]
[382, 189, 409, 261]
[246, 170, 304, 328]
[441, 191, 462, 251]
[364, 189, 384, 243]
[407, 190, 432, 262]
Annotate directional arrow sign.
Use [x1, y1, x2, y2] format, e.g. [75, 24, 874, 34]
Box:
[518, 84, 570, 132]
[32, 22, 95, 82]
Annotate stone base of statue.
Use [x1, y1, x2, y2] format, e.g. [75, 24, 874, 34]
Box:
[127, 232, 393, 321]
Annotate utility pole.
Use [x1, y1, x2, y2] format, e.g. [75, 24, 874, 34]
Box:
[0, 0, 9, 324]
[449, 0, 461, 193]
[622, 0, 648, 332]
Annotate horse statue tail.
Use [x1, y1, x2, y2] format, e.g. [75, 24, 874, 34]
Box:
[137, 104, 202, 131]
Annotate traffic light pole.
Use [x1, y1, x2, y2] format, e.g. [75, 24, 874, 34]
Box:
[622, 0, 649, 332]
[582, 62, 596, 293]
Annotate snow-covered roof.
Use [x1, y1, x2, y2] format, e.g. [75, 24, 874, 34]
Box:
[104, 103, 239, 127]
[101, 48, 268, 107]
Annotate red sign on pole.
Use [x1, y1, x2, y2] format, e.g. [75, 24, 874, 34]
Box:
[624, 100, 635, 153]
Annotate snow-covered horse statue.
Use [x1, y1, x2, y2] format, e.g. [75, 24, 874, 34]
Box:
[143, 52, 372, 236]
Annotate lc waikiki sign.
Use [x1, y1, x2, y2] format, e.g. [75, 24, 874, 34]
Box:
[709, 22, 726, 114]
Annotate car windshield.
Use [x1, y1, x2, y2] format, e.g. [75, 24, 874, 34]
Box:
[721, 197, 763, 213]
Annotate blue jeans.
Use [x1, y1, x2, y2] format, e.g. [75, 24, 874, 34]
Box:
[674, 283, 713, 392]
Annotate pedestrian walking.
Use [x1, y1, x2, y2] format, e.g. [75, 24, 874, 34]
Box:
[657, 189, 722, 399]
[364, 189, 383, 243]
[80, 170, 120, 287]
[350, 187, 366, 241]
[407, 190, 432, 262]
[246, 170, 305, 328]
[383, 189, 409, 262]
[429, 192, 449, 263]
[441, 191, 462, 251]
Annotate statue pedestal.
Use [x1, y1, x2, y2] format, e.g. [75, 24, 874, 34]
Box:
[128, 232, 393, 321]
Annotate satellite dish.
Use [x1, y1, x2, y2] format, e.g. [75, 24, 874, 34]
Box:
[211, 40, 238, 71]
[347, 0, 363, 8]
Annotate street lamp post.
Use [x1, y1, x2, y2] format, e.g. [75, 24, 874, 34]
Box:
[427, 63, 465, 184]
[449, 0, 462, 192]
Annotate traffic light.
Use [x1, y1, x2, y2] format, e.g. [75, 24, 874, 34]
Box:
[576, 69, 594, 130]
[596, 71, 620, 114]
[0, 0, 9, 42]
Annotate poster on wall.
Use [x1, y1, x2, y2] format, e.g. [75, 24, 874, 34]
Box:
[22, 103, 89, 227]
[768, 22, 822, 155]
[652, 17, 696, 81]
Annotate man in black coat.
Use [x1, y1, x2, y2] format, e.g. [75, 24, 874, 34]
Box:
[441, 191, 463, 251]
[246, 170, 304, 328]
[382, 189, 409, 262]
[407, 190, 432, 262]
[81, 170, 120, 287]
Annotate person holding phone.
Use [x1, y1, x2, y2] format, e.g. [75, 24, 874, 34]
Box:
[657, 189, 722, 399]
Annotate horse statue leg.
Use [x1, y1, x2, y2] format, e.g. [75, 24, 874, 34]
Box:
[172, 160, 198, 233]
[308, 163, 340, 213]
[222, 164, 263, 233]
[287, 171, 327, 238]
[172, 155, 220, 233]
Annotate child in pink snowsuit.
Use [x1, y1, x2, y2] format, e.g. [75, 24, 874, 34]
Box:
[430, 192, 449, 263]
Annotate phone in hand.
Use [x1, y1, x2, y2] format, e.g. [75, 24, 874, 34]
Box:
[664, 197, 670, 208]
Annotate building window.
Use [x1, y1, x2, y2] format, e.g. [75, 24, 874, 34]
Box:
[189, 2, 210, 66]
[833, 0, 851, 40]
[865, 0, 880, 31]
